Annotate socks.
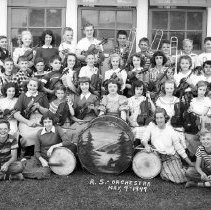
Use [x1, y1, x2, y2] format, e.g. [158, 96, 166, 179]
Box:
[186, 181, 211, 188]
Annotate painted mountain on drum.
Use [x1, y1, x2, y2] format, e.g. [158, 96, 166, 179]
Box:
[78, 119, 133, 175]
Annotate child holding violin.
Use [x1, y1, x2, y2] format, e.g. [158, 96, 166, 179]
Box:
[156, 80, 179, 119]
[127, 80, 155, 143]
[79, 52, 102, 96]
[13, 30, 34, 68]
[76, 23, 103, 64]
[104, 53, 127, 92]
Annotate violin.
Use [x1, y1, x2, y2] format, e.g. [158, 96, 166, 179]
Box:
[137, 93, 153, 126]
[23, 44, 39, 61]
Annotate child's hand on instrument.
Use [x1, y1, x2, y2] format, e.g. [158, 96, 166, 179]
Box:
[145, 145, 152, 153]
[47, 146, 56, 157]
[40, 158, 49, 168]
[88, 104, 95, 110]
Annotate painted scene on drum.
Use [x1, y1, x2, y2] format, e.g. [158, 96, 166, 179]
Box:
[78, 117, 133, 174]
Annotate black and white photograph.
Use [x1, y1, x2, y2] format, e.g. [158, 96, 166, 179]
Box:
[0, 0, 211, 209]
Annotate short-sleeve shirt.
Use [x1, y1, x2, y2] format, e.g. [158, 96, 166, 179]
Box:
[0, 134, 18, 164]
[196, 146, 211, 170]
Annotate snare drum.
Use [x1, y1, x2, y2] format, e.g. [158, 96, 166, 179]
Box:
[78, 115, 134, 175]
[48, 147, 76, 176]
[132, 150, 162, 179]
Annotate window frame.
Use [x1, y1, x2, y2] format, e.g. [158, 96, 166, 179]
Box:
[7, 6, 66, 47]
[148, 8, 207, 53]
[77, 6, 137, 41]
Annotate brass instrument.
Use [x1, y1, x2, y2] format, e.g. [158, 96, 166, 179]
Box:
[124, 27, 136, 67]
[150, 29, 163, 51]
[170, 36, 178, 74]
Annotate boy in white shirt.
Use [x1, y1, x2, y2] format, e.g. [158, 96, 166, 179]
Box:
[197, 37, 211, 67]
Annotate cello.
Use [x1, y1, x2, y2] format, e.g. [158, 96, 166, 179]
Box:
[137, 92, 153, 126]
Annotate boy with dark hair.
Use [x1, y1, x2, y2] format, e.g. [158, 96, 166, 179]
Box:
[0, 119, 24, 180]
[137, 37, 153, 71]
[197, 37, 211, 66]
[0, 36, 9, 66]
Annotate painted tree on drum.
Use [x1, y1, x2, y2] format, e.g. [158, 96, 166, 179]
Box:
[82, 131, 95, 169]
[116, 131, 132, 172]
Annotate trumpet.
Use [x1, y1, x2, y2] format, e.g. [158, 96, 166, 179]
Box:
[170, 36, 178, 74]
[150, 29, 163, 51]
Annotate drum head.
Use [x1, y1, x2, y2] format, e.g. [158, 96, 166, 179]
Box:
[132, 151, 161, 179]
[49, 147, 76, 176]
[78, 115, 134, 175]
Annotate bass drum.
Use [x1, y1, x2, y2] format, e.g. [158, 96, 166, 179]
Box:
[49, 147, 76, 176]
[78, 115, 134, 175]
[132, 150, 162, 179]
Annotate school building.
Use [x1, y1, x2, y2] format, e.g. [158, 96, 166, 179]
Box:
[1, 0, 211, 52]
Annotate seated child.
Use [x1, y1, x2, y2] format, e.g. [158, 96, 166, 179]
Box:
[186, 131, 211, 188]
[22, 112, 76, 179]
[0, 119, 24, 180]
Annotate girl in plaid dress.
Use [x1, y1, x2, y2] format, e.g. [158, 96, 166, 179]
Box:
[142, 108, 194, 183]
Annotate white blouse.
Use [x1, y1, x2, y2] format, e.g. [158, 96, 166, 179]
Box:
[156, 96, 179, 118]
[142, 122, 187, 158]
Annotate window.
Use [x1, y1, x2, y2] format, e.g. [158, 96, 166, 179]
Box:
[78, 7, 136, 41]
[8, 7, 65, 47]
[149, 9, 206, 52]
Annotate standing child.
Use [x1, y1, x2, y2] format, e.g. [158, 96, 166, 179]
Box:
[186, 131, 211, 188]
[59, 27, 76, 62]
[197, 37, 211, 67]
[179, 39, 198, 69]
[13, 30, 34, 68]
[0, 36, 9, 66]
[104, 53, 127, 92]
[137, 37, 153, 71]
[0, 119, 24, 181]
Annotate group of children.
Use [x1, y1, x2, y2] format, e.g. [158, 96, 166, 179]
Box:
[0, 24, 211, 188]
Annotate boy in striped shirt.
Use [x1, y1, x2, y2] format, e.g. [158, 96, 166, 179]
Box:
[0, 119, 24, 180]
[186, 131, 211, 187]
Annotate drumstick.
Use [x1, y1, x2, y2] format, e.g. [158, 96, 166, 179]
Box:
[48, 162, 63, 167]
[135, 146, 166, 154]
